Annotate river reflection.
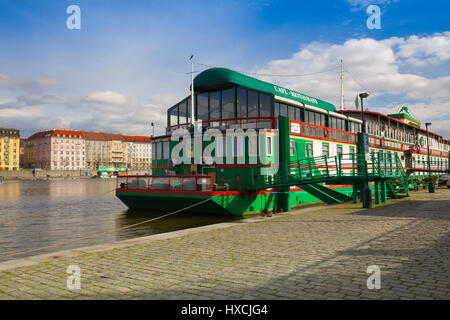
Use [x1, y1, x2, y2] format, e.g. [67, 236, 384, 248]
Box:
[0, 179, 238, 262]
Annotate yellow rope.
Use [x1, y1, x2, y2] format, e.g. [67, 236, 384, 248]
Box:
[0, 194, 221, 260]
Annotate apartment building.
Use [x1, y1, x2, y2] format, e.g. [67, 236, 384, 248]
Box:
[0, 127, 20, 171]
[24, 130, 86, 170]
[82, 132, 127, 170]
[123, 136, 152, 171]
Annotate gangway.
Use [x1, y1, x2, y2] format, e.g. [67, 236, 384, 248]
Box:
[248, 151, 409, 205]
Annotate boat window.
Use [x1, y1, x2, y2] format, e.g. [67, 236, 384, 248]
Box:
[169, 106, 178, 126]
[179, 100, 188, 125]
[274, 102, 280, 116]
[237, 87, 247, 118]
[152, 143, 156, 160]
[163, 141, 169, 159]
[248, 90, 258, 118]
[294, 107, 300, 121]
[197, 92, 209, 122]
[288, 106, 295, 120]
[305, 142, 313, 157]
[322, 143, 329, 157]
[156, 142, 162, 160]
[279, 103, 288, 117]
[222, 88, 235, 120]
[248, 133, 258, 157]
[259, 93, 272, 117]
[187, 98, 192, 123]
[290, 140, 295, 156]
[266, 136, 272, 156]
[337, 145, 343, 155]
[210, 91, 221, 121]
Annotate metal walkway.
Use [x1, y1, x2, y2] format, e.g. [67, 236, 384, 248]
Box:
[248, 151, 410, 205]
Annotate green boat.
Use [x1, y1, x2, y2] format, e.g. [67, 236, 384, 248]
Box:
[115, 68, 450, 215]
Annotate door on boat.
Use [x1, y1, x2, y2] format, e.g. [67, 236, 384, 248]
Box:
[404, 151, 412, 169]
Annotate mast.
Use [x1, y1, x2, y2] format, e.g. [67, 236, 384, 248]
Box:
[340, 59, 344, 111]
[190, 55, 195, 127]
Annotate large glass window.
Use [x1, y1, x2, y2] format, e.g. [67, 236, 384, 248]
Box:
[210, 91, 221, 121]
[169, 106, 178, 126]
[156, 142, 162, 160]
[197, 93, 209, 122]
[237, 87, 247, 118]
[305, 110, 312, 124]
[222, 88, 235, 119]
[320, 114, 326, 127]
[259, 94, 272, 117]
[248, 90, 258, 118]
[163, 141, 169, 159]
[187, 98, 192, 123]
[288, 106, 295, 120]
[179, 100, 188, 124]
[279, 103, 287, 117]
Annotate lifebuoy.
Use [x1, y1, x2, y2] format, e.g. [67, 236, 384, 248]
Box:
[324, 128, 329, 137]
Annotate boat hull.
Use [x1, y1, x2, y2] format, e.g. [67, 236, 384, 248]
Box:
[116, 185, 354, 216]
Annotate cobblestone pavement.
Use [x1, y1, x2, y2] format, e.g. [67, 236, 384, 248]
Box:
[0, 189, 449, 300]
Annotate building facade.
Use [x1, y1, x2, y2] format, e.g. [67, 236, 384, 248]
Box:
[83, 132, 109, 170]
[0, 127, 20, 171]
[23, 129, 151, 171]
[124, 136, 152, 171]
[82, 132, 127, 170]
[24, 130, 86, 170]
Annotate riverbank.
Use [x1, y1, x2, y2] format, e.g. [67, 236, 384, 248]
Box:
[0, 169, 150, 181]
[0, 189, 449, 299]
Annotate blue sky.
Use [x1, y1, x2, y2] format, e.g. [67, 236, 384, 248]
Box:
[0, 0, 449, 138]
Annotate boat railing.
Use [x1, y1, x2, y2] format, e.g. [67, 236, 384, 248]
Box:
[290, 120, 358, 144]
[117, 175, 213, 192]
[166, 116, 278, 135]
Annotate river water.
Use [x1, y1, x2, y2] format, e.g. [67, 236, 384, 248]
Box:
[0, 179, 237, 262]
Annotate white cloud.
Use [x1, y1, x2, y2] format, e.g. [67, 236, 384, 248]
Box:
[83, 91, 128, 106]
[394, 32, 450, 66]
[345, 0, 399, 10]
[255, 32, 450, 138]
[0, 74, 62, 94]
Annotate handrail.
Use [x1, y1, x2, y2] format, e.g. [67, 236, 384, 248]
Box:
[166, 116, 278, 134]
[249, 151, 411, 190]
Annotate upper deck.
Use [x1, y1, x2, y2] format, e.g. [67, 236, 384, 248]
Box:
[166, 68, 362, 135]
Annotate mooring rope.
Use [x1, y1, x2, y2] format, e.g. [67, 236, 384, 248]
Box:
[0, 193, 223, 260]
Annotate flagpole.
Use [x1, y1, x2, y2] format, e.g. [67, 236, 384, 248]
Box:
[340, 59, 344, 111]
[190, 55, 195, 128]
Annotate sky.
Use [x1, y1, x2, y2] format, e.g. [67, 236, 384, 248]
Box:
[0, 0, 449, 138]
